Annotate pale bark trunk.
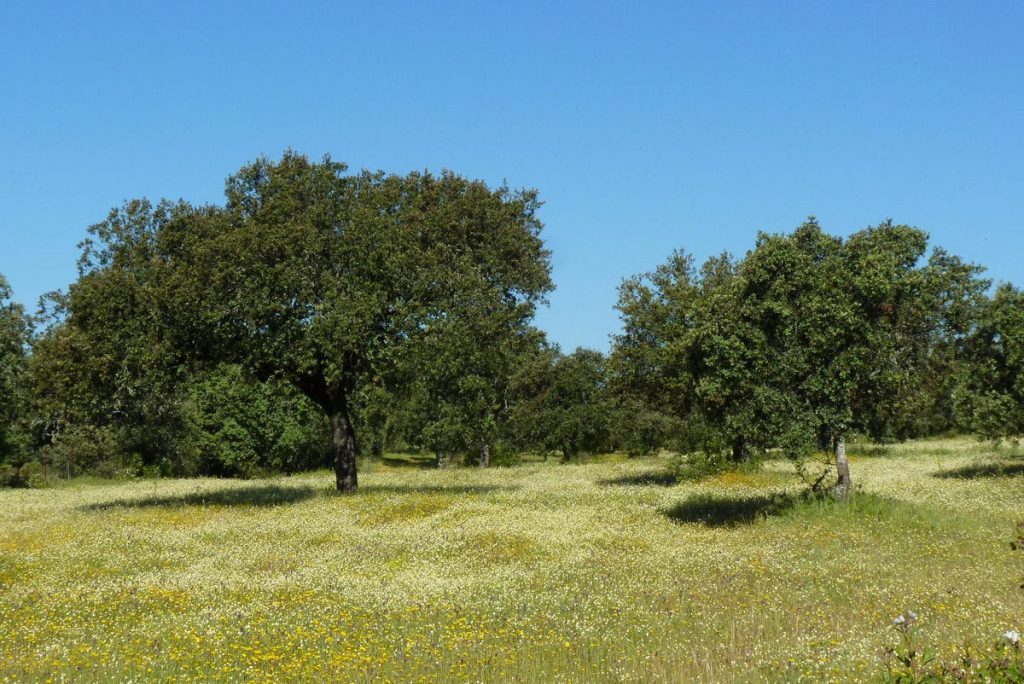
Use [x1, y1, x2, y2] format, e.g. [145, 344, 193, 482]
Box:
[330, 407, 358, 492]
[479, 442, 490, 468]
[833, 434, 851, 500]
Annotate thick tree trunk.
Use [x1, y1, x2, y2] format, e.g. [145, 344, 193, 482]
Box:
[479, 442, 490, 468]
[329, 407, 358, 492]
[833, 434, 851, 500]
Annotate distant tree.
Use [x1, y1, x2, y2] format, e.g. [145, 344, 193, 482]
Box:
[160, 152, 552, 490]
[402, 326, 546, 467]
[0, 274, 30, 462]
[509, 347, 614, 460]
[611, 249, 751, 461]
[957, 284, 1024, 441]
[27, 201, 199, 474]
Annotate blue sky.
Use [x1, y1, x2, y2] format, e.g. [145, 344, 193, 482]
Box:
[1, 1, 1022, 351]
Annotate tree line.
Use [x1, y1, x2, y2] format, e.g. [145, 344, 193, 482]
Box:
[1, 152, 1022, 494]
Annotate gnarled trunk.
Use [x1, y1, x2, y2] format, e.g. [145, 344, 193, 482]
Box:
[330, 406, 358, 492]
[833, 434, 851, 500]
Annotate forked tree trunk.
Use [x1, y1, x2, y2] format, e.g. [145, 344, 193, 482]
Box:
[833, 434, 851, 500]
[330, 407, 358, 492]
[479, 442, 490, 468]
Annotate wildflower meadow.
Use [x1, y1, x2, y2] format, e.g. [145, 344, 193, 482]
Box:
[1, 437, 1022, 682]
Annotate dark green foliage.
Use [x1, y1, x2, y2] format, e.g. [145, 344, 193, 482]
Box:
[157, 152, 552, 489]
[17, 460, 47, 488]
[956, 284, 1024, 441]
[24, 200, 331, 478]
[613, 219, 990, 492]
[0, 463, 18, 487]
[611, 398, 679, 457]
[6, 154, 1021, 489]
[508, 346, 615, 460]
[27, 200, 198, 474]
[187, 365, 330, 478]
[0, 274, 30, 464]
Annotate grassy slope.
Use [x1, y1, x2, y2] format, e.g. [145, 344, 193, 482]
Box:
[1, 437, 1022, 682]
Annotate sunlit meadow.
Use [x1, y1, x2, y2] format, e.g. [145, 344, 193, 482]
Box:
[2, 437, 1022, 682]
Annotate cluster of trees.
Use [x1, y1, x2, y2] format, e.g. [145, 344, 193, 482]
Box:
[612, 221, 1001, 496]
[1, 152, 1022, 495]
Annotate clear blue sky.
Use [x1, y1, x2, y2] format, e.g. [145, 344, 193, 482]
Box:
[2, 1, 1022, 351]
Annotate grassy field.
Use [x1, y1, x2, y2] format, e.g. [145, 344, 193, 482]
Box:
[1, 438, 1023, 682]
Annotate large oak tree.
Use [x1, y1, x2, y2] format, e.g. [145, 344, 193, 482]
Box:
[161, 152, 552, 491]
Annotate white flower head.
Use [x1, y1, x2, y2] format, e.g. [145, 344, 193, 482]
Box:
[1005, 630, 1021, 645]
[905, 610, 917, 621]
[893, 615, 906, 626]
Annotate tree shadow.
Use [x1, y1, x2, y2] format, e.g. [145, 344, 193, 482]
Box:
[379, 454, 440, 470]
[846, 445, 893, 458]
[83, 484, 324, 511]
[664, 492, 796, 527]
[360, 484, 515, 495]
[599, 470, 678, 487]
[934, 461, 1024, 479]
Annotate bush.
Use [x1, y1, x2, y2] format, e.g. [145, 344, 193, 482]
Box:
[17, 461, 48, 488]
[89, 452, 145, 480]
[488, 442, 522, 467]
[0, 463, 17, 487]
[48, 425, 122, 478]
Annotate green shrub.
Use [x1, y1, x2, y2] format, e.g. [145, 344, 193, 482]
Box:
[17, 461, 48, 488]
[489, 442, 521, 467]
[48, 425, 121, 478]
[0, 463, 17, 487]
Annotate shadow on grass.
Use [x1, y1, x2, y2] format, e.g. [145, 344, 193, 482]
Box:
[379, 454, 440, 470]
[360, 484, 515, 495]
[846, 444, 894, 458]
[84, 484, 323, 511]
[599, 470, 678, 487]
[664, 491, 796, 527]
[934, 461, 1024, 479]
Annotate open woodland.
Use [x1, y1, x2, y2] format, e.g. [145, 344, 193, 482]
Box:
[2, 153, 1024, 681]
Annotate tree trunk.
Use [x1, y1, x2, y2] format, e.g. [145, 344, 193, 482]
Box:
[833, 434, 851, 500]
[330, 407, 358, 492]
[479, 442, 490, 468]
[731, 438, 750, 464]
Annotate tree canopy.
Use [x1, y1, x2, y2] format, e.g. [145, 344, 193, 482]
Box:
[613, 219, 989, 497]
[3, 152, 1021, 503]
[158, 152, 553, 490]
[0, 274, 29, 460]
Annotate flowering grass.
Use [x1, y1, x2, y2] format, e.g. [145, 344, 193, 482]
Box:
[1, 437, 1023, 682]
